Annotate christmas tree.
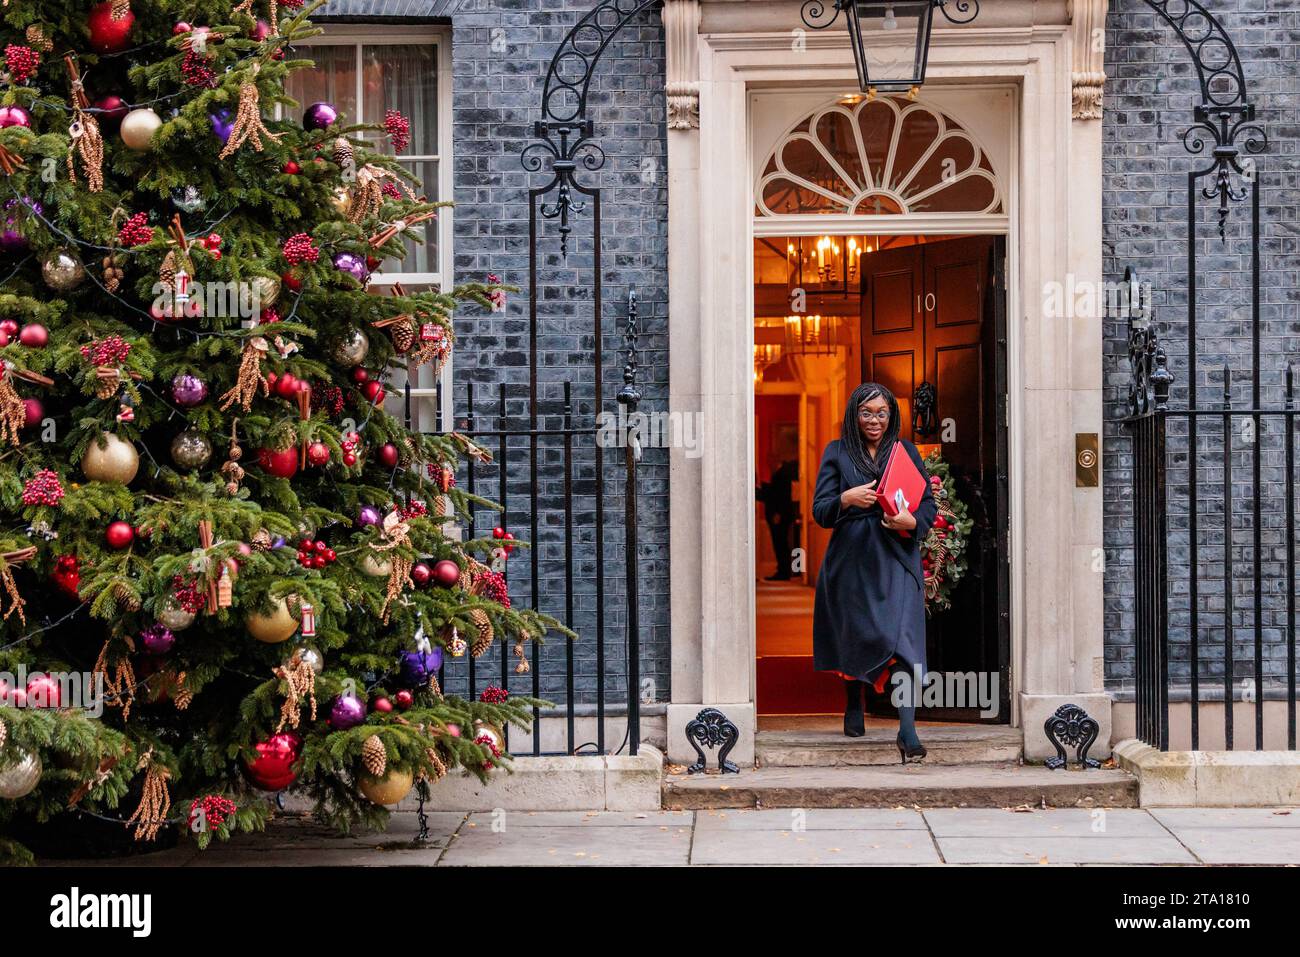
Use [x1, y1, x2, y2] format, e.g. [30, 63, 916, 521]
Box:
[0, 0, 558, 864]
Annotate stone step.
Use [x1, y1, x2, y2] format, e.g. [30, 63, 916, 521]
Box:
[662, 763, 1139, 810]
[756, 726, 1023, 767]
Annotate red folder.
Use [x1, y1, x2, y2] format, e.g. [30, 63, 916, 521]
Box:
[877, 443, 927, 539]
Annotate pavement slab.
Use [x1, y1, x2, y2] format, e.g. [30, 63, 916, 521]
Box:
[440, 816, 694, 866]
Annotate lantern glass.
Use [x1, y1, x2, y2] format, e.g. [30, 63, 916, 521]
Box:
[846, 1, 936, 91]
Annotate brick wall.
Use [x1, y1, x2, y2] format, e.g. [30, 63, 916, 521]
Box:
[1102, 0, 1299, 695]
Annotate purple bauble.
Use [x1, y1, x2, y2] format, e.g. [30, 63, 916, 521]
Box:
[329, 693, 367, 730]
[171, 372, 209, 407]
[333, 252, 369, 284]
[0, 106, 31, 129]
[141, 623, 176, 655]
[1, 197, 40, 254]
[303, 102, 338, 131]
[398, 647, 443, 689]
[210, 109, 234, 145]
[357, 505, 382, 528]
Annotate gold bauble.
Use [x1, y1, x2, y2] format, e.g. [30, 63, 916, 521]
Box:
[250, 275, 280, 308]
[361, 553, 392, 577]
[472, 720, 505, 753]
[331, 328, 370, 367]
[120, 107, 163, 151]
[82, 431, 140, 485]
[245, 596, 300, 644]
[157, 596, 196, 631]
[0, 750, 41, 800]
[330, 186, 352, 216]
[41, 248, 87, 291]
[357, 767, 413, 806]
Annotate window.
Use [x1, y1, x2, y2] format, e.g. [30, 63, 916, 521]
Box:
[285, 26, 453, 431]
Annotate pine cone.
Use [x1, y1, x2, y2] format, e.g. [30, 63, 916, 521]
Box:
[0, 719, 7, 749]
[390, 320, 415, 353]
[361, 734, 387, 777]
[469, 608, 494, 658]
[112, 581, 141, 611]
[333, 137, 354, 168]
[422, 746, 446, 782]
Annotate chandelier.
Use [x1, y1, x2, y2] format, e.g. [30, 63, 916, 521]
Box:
[783, 314, 845, 357]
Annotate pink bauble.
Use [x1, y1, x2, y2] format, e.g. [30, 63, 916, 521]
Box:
[25, 674, 61, 709]
[22, 398, 42, 428]
[379, 443, 399, 468]
[18, 323, 48, 348]
[432, 560, 461, 588]
[0, 106, 32, 129]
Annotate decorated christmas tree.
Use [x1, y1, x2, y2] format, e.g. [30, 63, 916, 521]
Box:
[0, 0, 557, 864]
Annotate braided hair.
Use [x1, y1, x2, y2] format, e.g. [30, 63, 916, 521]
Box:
[841, 382, 901, 482]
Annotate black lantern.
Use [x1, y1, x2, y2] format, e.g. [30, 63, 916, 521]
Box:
[802, 0, 980, 95]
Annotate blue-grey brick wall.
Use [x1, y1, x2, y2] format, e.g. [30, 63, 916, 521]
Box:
[1102, 0, 1299, 697]
[439, 0, 670, 712]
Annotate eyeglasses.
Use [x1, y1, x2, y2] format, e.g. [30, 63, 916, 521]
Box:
[858, 409, 890, 422]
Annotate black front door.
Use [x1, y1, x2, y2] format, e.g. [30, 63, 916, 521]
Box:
[859, 236, 1010, 723]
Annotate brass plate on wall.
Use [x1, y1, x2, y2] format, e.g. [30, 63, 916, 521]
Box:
[1076, 433, 1099, 487]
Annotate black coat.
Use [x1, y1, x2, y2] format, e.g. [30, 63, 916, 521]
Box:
[811, 438, 937, 683]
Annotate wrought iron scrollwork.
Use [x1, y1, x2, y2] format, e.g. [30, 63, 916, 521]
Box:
[801, 0, 979, 31]
[1044, 704, 1101, 770]
[685, 707, 740, 774]
[1144, 0, 1267, 240]
[1113, 268, 1173, 419]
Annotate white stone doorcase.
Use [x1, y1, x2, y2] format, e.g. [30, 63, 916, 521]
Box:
[663, 0, 1112, 765]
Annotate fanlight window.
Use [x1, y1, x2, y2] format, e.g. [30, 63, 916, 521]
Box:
[756, 96, 1002, 218]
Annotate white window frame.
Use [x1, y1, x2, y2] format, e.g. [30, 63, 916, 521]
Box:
[287, 24, 454, 429]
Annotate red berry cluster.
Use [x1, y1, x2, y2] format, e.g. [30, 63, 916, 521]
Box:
[478, 569, 511, 608]
[117, 213, 154, 247]
[340, 432, 361, 466]
[282, 232, 320, 265]
[21, 469, 64, 507]
[384, 110, 411, 152]
[199, 232, 222, 261]
[310, 383, 344, 417]
[80, 334, 131, 367]
[399, 500, 427, 520]
[4, 45, 40, 84]
[180, 49, 217, 88]
[297, 539, 337, 569]
[172, 574, 207, 614]
[381, 181, 401, 200]
[188, 794, 237, 831]
[480, 685, 509, 704]
[258, 305, 281, 324]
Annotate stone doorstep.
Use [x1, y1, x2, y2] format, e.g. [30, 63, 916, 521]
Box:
[1113, 739, 1300, 807]
[756, 726, 1023, 767]
[662, 763, 1140, 810]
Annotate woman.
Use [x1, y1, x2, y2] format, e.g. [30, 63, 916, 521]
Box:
[811, 383, 937, 762]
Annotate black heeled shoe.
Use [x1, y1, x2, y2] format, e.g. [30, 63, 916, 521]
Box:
[896, 734, 927, 764]
[843, 680, 865, 738]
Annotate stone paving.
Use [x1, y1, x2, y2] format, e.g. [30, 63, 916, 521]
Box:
[40, 806, 1300, 866]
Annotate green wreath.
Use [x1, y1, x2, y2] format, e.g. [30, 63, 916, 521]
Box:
[921, 452, 974, 613]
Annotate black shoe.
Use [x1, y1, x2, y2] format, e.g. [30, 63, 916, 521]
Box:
[896, 734, 927, 764]
[764, 573, 792, 581]
[843, 680, 865, 737]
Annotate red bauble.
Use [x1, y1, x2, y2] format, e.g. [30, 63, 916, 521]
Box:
[282, 160, 301, 175]
[173, 21, 192, 34]
[395, 690, 413, 710]
[88, 1, 136, 54]
[258, 446, 299, 479]
[351, 368, 369, 384]
[25, 674, 62, 709]
[0, 319, 18, 337]
[363, 380, 385, 405]
[92, 95, 130, 129]
[52, 555, 80, 598]
[492, 525, 507, 539]
[410, 562, 432, 588]
[244, 732, 303, 791]
[281, 271, 301, 292]
[379, 443, 399, 469]
[306, 441, 331, 466]
[432, 560, 461, 588]
[373, 696, 393, 713]
[105, 520, 135, 550]
[22, 398, 42, 428]
[274, 373, 299, 399]
[18, 323, 48, 348]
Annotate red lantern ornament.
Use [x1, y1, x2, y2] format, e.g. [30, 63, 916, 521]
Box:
[257, 446, 299, 479]
[432, 560, 461, 588]
[88, 1, 136, 54]
[243, 732, 303, 791]
[105, 520, 135, 550]
[379, 443, 399, 469]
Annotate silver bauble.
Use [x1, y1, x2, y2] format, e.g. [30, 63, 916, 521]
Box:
[331, 329, 370, 367]
[82, 431, 140, 485]
[41, 248, 86, 291]
[295, 646, 325, 675]
[120, 107, 163, 151]
[170, 428, 213, 470]
[361, 553, 392, 577]
[171, 185, 207, 215]
[0, 749, 41, 800]
[250, 275, 280, 308]
[157, 597, 196, 632]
